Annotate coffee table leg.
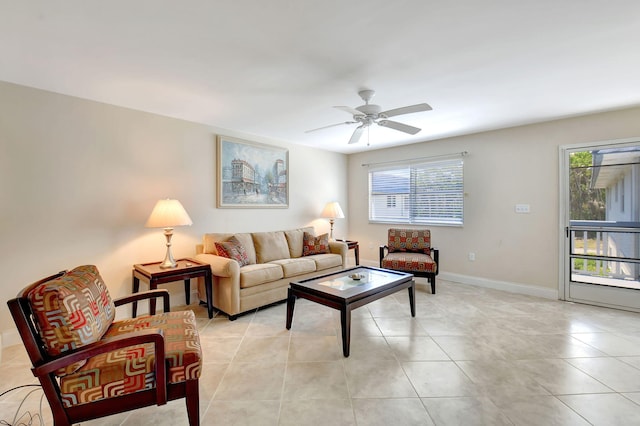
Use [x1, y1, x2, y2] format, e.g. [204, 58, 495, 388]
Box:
[340, 306, 352, 357]
[286, 288, 296, 329]
[408, 280, 416, 317]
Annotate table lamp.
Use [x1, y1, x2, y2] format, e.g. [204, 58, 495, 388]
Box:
[145, 199, 193, 268]
[320, 201, 344, 240]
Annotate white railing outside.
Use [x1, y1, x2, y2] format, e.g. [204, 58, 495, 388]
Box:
[571, 227, 639, 281]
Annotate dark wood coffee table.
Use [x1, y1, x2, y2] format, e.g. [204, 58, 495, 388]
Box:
[286, 266, 414, 357]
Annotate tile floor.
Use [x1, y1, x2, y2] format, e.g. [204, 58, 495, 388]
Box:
[3, 279, 640, 425]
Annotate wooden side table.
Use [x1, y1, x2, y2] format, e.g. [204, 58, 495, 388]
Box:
[132, 258, 214, 319]
[337, 239, 359, 265]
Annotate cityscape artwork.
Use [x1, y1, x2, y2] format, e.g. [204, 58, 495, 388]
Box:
[217, 135, 289, 208]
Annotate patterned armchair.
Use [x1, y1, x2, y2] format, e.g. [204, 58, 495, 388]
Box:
[7, 265, 202, 425]
[379, 228, 439, 294]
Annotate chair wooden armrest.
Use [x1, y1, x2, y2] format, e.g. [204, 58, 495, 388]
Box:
[32, 328, 168, 406]
[431, 248, 440, 275]
[379, 245, 389, 267]
[114, 289, 170, 313]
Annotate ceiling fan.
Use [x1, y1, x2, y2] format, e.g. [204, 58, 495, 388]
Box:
[306, 89, 432, 144]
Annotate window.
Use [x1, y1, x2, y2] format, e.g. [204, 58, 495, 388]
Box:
[368, 158, 464, 225]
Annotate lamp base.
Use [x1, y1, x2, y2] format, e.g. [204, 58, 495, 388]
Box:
[329, 219, 336, 241]
[159, 256, 177, 269]
[159, 228, 177, 268]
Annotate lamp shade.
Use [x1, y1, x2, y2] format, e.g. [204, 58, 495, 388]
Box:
[145, 199, 193, 228]
[320, 202, 345, 219]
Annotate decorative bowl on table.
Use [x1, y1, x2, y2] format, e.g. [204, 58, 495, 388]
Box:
[349, 273, 365, 280]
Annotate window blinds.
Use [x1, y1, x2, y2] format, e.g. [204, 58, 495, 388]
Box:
[368, 158, 464, 225]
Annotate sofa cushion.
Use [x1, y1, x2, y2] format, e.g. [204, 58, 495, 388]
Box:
[204, 233, 256, 264]
[215, 236, 250, 266]
[284, 227, 314, 258]
[308, 253, 343, 270]
[387, 228, 431, 255]
[59, 310, 202, 407]
[27, 265, 115, 376]
[239, 263, 284, 288]
[303, 232, 330, 256]
[203, 233, 232, 254]
[253, 231, 290, 263]
[269, 258, 317, 278]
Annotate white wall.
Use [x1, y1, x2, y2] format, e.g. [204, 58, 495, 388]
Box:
[0, 81, 347, 345]
[348, 106, 640, 296]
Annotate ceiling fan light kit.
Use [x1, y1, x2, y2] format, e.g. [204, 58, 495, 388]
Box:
[306, 89, 432, 145]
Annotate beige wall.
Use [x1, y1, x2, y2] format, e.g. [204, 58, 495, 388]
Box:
[348, 106, 640, 295]
[2, 78, 640, 346]
[0, 81, 347, 345]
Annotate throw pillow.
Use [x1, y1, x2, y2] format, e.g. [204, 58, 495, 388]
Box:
[302, 232, 330, 256]
[215, 236, 250, 266]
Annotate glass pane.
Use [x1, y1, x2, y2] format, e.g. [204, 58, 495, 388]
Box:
[569, 151, 606, 221]
[569, 146, 640, 289]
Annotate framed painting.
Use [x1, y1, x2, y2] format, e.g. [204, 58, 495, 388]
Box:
[217, 135, 289, 208]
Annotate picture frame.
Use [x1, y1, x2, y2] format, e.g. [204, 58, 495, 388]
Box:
[217, 135, 289, 208]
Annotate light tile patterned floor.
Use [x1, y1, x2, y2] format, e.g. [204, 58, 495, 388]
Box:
[3, 279, 640, 425]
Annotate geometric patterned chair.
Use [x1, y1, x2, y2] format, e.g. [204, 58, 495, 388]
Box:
[7, 265, 202, 426]
[380, 228, 439, 294]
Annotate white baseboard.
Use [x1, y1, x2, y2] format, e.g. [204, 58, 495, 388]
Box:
[358, 259, 559, 300]
[439, 272, 559, 300]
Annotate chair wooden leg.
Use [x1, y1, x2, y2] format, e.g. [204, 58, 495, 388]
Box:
[185, 379, 200, 426]
[431, 275, 436, 294]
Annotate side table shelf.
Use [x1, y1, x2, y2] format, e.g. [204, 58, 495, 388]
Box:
[132, 258, 214, 319]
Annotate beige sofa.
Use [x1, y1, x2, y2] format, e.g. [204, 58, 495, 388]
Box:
[195, 227, 347, 320]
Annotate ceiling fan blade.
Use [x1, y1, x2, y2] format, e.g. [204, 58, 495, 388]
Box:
[334, 105, 365, 117]
[305, 121, 356, 133]
[348, 125, 365, 144]
[378, 120, 421, 135]
[381, 103, 432, 118]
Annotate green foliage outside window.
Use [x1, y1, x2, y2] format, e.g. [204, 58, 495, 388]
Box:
[569, 151, 605, 221]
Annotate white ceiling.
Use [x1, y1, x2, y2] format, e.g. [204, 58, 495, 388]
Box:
[1, 1, 639, 154]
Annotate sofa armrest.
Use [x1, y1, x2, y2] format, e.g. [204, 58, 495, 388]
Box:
[329, 240, 348, 267]
[195, 244, 204, 255]
[194, 253, 240, 278]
